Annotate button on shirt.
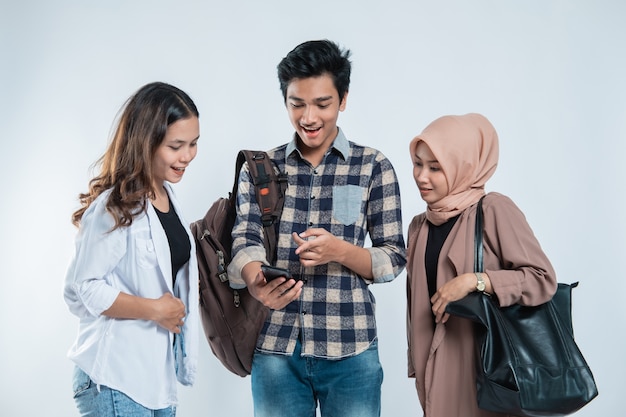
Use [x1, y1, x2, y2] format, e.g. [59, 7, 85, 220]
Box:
[229, 128, 406, 359]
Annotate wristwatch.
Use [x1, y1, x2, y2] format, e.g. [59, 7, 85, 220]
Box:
[475, 272, 486, 292]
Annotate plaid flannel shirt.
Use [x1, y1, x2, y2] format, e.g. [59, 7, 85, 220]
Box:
[229, 128, 406, 358]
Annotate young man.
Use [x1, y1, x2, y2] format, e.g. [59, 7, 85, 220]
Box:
[228, 40, 406, 417]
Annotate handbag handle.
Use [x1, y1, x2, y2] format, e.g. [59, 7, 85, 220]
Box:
[474, 196, 485, 273]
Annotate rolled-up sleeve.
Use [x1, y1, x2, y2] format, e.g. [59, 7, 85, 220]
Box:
[228, 164, 267, 288]
[366, 154, 406, 283]
[64, 198, 125, 317]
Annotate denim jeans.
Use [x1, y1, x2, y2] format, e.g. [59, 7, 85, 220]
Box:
[251, 339, 383, 417]
[72, 366, 176, 417]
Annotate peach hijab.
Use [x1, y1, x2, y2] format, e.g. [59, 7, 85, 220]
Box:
[409, 113, 499, 225]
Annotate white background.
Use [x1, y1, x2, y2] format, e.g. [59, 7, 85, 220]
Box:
[1, 1, 624, 416]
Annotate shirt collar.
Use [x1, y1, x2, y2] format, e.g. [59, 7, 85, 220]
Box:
[285, 127, 350, 161]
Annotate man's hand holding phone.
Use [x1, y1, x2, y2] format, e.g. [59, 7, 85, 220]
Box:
[261, 265, 297, 282]
[246, 265, 301, 310]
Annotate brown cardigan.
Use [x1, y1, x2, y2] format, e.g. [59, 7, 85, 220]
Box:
[406, 192, 557, 417]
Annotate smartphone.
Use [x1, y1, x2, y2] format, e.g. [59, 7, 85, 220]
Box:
[261, 265, 296, 282]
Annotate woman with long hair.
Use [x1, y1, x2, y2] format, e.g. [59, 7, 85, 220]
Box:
[64, 82, 200, 416]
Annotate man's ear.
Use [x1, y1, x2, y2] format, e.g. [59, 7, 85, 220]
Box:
[339, 91, 348, 111]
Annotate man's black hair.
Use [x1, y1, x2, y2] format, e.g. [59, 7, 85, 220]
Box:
[277, 39, 352, 103]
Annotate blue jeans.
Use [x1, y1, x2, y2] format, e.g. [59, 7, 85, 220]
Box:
[72, 366, 176, 417]
[251, 339, 383, 417]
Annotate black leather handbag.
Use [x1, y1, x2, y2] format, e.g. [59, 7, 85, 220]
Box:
[446, 197, 598, 416]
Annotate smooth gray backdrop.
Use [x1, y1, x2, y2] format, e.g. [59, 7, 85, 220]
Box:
[1, 1, 624, 416]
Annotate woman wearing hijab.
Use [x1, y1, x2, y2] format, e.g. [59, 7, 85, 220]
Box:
[406, 113, 557, 416]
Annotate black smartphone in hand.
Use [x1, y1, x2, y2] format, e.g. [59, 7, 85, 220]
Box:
[261, 265, 296, 282]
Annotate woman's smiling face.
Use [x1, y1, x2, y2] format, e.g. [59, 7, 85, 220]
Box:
[151, 116, 199, 189]
[412, 140, 449, 206]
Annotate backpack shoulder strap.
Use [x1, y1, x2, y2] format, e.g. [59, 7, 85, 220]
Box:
[238, 150, 288, 264]
[230, 150, 252, 203]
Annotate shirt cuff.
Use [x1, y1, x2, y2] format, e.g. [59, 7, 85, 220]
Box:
[227, 245, 268, 289]
[368, 247, 396, 284]
[75, 280, 120, 317]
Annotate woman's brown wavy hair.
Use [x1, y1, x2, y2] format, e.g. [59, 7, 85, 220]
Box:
[72, 82, 199, 230]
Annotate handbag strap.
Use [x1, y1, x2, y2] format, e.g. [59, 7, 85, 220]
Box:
[474, 196, 485, 273]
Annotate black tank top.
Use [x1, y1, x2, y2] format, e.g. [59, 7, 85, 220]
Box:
[425, 215, 459, 299]
[153, 203, 191, 286]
